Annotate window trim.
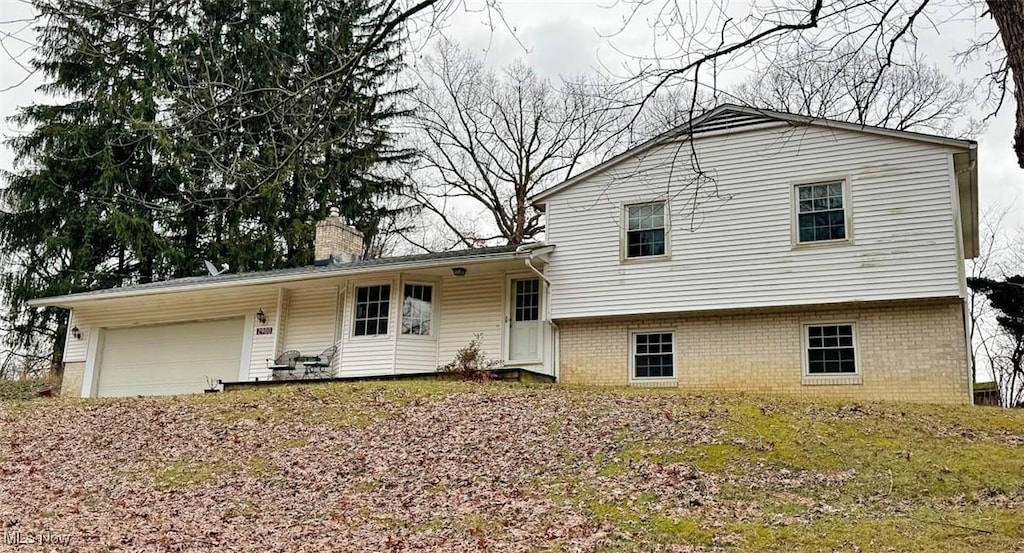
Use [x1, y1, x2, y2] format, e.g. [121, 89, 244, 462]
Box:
[791, 177, 854, 248]
[800, 321, 862, 382]
[351, 283, 393, 338]
[399, 281, 437, 340]
[621, 200, 671, 262]
[629, 329, 677, 383]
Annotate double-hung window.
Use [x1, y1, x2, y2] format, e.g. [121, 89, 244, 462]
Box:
[804, 323, 857, 375]
[625, 202, 666, 258]
[354, 284, 391, 336]
[401, 284, 433, 336]
[796, 181, 847, 243]
[632, 331, 675, 380]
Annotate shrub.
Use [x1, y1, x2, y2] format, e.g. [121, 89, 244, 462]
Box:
[0, 376, 57, 400]
[439, 334, 502, 382]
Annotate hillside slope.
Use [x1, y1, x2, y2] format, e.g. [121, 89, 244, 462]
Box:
[1, 382, 1023, 552]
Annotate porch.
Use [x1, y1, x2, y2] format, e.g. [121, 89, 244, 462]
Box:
[259, 256, 554, 383]
[54, 245, 557, 398]
[219, 366, 556, 392]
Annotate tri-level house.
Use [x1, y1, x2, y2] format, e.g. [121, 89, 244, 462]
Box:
[32, 105, 978, 403]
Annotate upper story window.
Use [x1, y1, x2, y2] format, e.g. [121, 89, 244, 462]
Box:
[401, 284, 433, 336]
[354, 284, 391, 336]
[796, 181, 848, 243]
[804, 323, 857, 375]
[626, 202, 666, 258]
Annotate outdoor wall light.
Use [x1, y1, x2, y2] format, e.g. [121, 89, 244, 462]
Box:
[256, 308, 267, 324]
[71, 326, 81, 340]
[452, 267, 468, 277]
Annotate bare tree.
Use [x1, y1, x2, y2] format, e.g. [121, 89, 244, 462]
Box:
[625, 85, 715, 142]
[966, 203, 1024, 407]
[969, 206, 1013, 383]
[610, 0, 1024, 167]
[407, 41, 627, 249]
[732, 45, 977, 136]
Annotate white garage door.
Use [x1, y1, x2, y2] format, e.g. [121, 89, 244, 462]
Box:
[98, 318, 245, 397]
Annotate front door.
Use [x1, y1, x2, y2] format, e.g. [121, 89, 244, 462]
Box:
[508, 278, 541, 363]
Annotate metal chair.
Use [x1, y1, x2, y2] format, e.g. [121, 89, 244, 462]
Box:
[303, 345, 337, 379]
[268, 350, 301, 380]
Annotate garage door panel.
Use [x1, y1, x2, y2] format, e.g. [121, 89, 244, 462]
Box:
[98, 318, 244, 397]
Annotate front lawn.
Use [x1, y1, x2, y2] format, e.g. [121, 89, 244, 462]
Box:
[1, 382, 1022, 551]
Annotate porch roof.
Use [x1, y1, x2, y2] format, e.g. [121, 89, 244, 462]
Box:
[30, 244, 551, 308]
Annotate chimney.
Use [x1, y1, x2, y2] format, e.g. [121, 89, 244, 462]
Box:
[315, 207, 364, 264]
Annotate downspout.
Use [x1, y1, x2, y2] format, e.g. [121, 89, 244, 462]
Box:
[517, 244, 560, 382]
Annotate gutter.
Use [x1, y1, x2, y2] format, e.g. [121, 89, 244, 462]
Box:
[28, 249, 525, 308]
[516, 244, 560, 382]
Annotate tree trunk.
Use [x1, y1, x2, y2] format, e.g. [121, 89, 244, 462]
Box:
[988, 0, 1024, 168]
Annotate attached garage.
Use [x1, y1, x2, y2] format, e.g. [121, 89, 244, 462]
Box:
[96, 318, 245, 397]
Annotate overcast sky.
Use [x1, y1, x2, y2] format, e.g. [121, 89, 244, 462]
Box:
[0, 0, 1020, 229]
[434, 0, 1021, 228]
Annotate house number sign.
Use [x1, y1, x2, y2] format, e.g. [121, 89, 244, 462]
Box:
[255, 327, 274, 336]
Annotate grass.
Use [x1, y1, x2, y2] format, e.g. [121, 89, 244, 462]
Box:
[152, 458, 227, 489]
[561, 392, 1024, 550]
[151, 452, 281, 490]
[3, 381, 1023, 551]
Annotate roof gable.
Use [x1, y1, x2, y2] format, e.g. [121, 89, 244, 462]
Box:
[669, 105, 781, 136]
[531, 104, 977, 205]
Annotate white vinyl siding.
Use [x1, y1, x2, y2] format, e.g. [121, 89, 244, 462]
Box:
[63, 311, 89, 363]
[394, 339, 439, 374]
[281, 287, 338, 361]
[338, 278, 397, 377]
[438, 273, 505, 369]
[336, 273, 509, 376]
[65, 264, 553, 390]
[545, 125, 963, 319]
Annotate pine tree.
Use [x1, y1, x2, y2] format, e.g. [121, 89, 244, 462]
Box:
[0, 0, 186, 371]
[171, 0, 413, 270]
[1, 0, 416, 372]
[968, 276, 1024, 407]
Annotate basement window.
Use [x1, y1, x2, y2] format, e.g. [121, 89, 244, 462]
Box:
[354, 284, 391, 336]
[631, 331, 675, 380]
[804, 323, 858, 375]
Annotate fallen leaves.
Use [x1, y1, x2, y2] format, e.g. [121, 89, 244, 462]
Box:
[1, 383, 1023, 551]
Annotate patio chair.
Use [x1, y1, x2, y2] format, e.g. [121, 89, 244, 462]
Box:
[303, 345, 337, 379]
[268, 350, 301, 380]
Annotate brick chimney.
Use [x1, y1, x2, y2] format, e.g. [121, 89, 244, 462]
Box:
[315, 207, 363, 264]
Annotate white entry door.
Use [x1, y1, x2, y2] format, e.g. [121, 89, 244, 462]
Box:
[507, 278, 541, 363]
